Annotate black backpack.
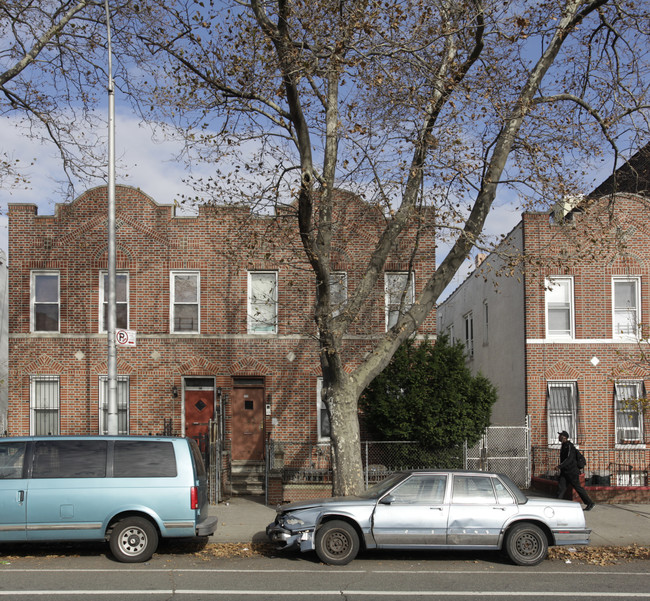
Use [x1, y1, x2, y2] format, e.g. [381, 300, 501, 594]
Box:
[575, 448, 586, 469]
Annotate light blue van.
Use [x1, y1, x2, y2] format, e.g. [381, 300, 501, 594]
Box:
[0, 436, 218, 562]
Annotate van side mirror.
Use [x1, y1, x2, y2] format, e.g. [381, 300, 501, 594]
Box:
[380, 495, 395, 505]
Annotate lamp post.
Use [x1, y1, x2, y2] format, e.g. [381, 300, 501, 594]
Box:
[105, 0, 118, 435]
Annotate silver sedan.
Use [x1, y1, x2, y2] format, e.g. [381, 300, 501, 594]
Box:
[266, 470, 590, 566]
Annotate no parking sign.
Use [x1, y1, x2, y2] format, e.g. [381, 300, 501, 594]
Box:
[115, 329, 136, 347]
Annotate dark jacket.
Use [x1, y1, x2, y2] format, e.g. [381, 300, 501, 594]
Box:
[558, 440, 579, 473]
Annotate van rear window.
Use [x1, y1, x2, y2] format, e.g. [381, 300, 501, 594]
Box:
[32, 440, 107, 478]
[113, 441, 177, 478]
[0, 441, 26, 479]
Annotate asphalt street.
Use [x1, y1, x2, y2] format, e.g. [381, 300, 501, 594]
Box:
[0, 553, 649, 600]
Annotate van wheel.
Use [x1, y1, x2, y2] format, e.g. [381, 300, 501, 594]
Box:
[109, 517, 159, 563]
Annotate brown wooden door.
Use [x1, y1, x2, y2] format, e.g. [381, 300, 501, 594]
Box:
[231, 387, 265, 460]
[184, 389, 215, 453]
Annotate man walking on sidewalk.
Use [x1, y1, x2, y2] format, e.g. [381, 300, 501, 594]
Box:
[556, 431, 595, 511]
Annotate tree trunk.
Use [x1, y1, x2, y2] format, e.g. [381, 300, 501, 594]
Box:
[326, 383, 364, 496]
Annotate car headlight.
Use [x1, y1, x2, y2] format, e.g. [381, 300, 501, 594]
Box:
[283, 515, 305, 526]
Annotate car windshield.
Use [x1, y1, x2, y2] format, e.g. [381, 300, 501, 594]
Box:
[358, 472, 406, 499]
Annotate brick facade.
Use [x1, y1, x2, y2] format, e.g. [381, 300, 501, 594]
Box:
[524, 193, 650, 498]
[440, 185, 650, 501]
[8, 185, 436, 499]
[523, 194, 650, 450]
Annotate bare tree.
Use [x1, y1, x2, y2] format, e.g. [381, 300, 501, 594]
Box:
[129, 0, 648, 494]
[0, 0, 138, 196]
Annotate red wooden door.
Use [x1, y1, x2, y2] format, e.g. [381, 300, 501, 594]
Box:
[231, 387, 265, 460]
[184, 389, 214, 453]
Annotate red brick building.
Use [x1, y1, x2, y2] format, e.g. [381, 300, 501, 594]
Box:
[439, 145, 650, 502]
[7, 185, 436, 500]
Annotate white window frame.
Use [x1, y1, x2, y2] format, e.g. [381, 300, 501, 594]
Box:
[447, 324, 455, 344]
[614, 381, 645, 445]
[329, 271, 347, 317]
[612, 277, 641, 340]
[248, 271, 278, 334]
[545, 276, 575, 339]
[483, 301, 489, 345]
[30, 375, 60, 435]
[99, 375, 130, 435]
[547, 381, 578, 445]
[464, 312, 474, 358]
[99, 271, 130, 333]
[385, 272, 415, 330]
[316, 378, 331, 442]
[170, 271, 200, 334]
[31, 270, 60, 333]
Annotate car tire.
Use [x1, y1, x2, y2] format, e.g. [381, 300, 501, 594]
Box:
[109, 516, 159, 563]
[505, 523, 548, 566]
[315, 520, 360, 565]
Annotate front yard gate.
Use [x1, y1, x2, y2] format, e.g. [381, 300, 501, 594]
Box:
[465, 418, 531, 489]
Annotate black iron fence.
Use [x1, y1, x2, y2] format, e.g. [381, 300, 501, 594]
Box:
[532, 446, 650, 486]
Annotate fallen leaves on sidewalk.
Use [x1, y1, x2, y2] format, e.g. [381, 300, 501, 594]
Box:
[548, 544, 650, 565]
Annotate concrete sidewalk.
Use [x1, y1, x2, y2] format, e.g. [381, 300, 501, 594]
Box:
[207, 495, 650, 547]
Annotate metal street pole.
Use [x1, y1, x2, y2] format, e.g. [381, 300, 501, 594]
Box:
[105, 0, 118, 435]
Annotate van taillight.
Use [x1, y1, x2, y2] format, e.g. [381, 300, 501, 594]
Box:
[190, 486, 199, 510]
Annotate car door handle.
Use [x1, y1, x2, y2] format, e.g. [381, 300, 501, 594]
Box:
[430, 506, 444, 511]
[17, 490, 25, 504]
[493, 506, 506, 511]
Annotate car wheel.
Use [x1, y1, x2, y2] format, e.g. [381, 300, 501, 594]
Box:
[315, 520, 360, 565]
[109, 517, 159, 563]
[505, 523, 548, 566]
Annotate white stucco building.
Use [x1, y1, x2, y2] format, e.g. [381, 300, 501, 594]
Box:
[437, 226, 527, 426]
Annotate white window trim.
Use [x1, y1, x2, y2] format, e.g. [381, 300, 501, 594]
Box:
[170, 270, 200, 334]
[385, 272, 415, 331]
[99, 375, 130, 435]
[30, 375, 60, 436]
[483, 300, 489, 346]
[545, 276, 575, 339]
[30, 270, 60, 333]
[329, 271, 348, 318]
[464, 311, 474, 358]
[614, 381, 645, 447]
[99, 271, 130, 333]
[612, 276, 641, 340]
[316, 378, 331, 442]
[547, 381, 578, 446]
[247, 271, 278, 334]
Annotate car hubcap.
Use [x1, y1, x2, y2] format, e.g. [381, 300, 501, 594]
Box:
[516, 533, 539, 557]
[326, 531, 349, 556]
[120, 527, 147, 556]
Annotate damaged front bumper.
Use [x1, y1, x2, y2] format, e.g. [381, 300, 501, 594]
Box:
[266, 521, 316, 552]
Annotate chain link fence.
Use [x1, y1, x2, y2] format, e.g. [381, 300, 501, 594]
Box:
[266, 422, 531, 490]
[267, 439, 491, 487]
[465, 418, 531, 489]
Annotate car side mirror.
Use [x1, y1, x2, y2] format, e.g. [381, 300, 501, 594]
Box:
[380, 495, 395, 505]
